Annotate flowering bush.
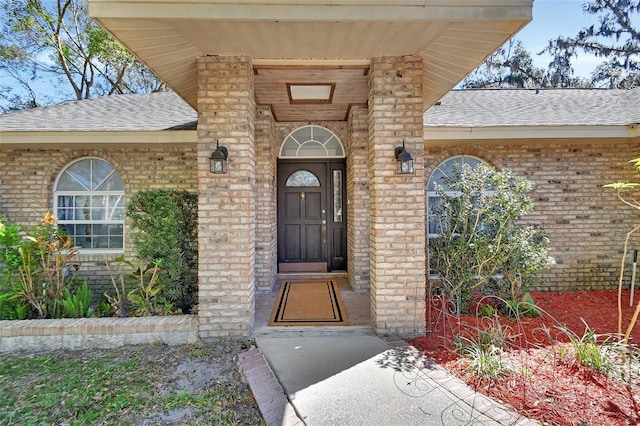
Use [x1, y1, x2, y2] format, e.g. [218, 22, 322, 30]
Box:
[0, 212, 87, 319]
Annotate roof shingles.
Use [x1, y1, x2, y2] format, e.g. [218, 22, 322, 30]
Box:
[0, 92, 197, 132]
[422, 88, 640, 128]
[1, 88, 638, 132]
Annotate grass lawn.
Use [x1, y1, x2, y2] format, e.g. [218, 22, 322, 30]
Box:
[0, 339, 262, 425]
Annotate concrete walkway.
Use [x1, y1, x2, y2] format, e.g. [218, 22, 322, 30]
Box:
[239, 333, 539, 426]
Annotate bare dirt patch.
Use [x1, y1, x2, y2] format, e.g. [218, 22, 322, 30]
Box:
[0, 338, 262, 425]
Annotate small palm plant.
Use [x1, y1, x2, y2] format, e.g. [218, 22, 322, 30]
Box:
[604, 157, 640, 344]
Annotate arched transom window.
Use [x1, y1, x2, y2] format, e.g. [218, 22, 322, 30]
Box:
[279, 125, 345, 158]
[54, 158, 125, 251]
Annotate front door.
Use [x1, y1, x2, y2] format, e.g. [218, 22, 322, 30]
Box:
[278, 160, 346, 272]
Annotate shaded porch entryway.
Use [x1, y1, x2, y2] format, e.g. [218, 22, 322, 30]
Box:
[254, 273, 371, 335]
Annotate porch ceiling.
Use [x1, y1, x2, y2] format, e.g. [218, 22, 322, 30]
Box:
[89, 0, 532, 122]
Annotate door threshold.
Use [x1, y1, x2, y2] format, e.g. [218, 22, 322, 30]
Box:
[276, 270, 347, 281]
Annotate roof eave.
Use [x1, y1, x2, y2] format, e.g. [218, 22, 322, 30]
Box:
[423, 125, 638, 142]
[0, 130, 197, 146]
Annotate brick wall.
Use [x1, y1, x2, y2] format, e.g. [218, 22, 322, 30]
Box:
[196, 55, 256, 337]
[425, 138, 640, 291]
[0, 316, 198, 353]
[368, 56, 426, 335]
[346, 106, 370, 292]
[255, 106, 278, 293]
[0, 143, 197, 296]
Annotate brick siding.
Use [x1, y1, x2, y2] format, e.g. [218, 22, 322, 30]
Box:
[196, 55, 256, 337]
[425, 139, 640, 291]
[0, 316, 198, 353]
[0, 143, 197, 296]
[368, 56, 427, 335]
[255, 106, 278, 293]
[346, 105, 371, 292]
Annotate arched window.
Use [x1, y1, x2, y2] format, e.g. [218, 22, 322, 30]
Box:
[285, 170, 321, 187]
[54, 158, 125, 251]
[279, 125, 345, 158]
[427, 155, 487, 275]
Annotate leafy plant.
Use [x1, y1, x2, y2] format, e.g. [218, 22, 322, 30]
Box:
[62, 280, 93, 318]
[429, 163, 553, 312]
[604, 156, 640, 345]
[0, 217, 25, 289]
[559, 322, 613, 374]
[126, 258, 164, 316]
[104, 258, 129, 317]
[503, 292, 542, 318]
[105, 256, 168, 316]
[0, 289, 28, 320]
[127, 190, 198, 313]
[11, 212, 81, 319]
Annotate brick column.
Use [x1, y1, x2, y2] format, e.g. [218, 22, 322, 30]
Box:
[347, 105, 370, 293]
[196, 55, 256, 337]
[368, 56, 426, 335]
[255, 106, 278, 293]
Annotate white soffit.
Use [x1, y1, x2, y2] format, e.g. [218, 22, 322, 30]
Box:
[89, 0, 532, 120]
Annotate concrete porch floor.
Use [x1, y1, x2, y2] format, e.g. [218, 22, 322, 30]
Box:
[253, 274, 372, 336]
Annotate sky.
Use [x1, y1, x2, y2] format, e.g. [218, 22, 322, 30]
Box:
[0, 1, 637, 109]
[517, 0, 616, 77]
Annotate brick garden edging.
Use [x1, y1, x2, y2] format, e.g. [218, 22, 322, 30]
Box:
[0, 315, 199, 353]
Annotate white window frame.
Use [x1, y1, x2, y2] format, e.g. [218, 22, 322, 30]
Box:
[53, 157, 125, 254]
[279, 125, 345, 159]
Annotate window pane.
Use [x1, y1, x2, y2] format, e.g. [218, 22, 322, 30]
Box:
[298, 142, 328, 157]
[67, 160, 92, 189]
[325, 136, 344, 156]
[286, 170, 321, 187]
[95, 171, 124, 191]
[57, 172, 87, 191]
[91, 196, 107, 220]
[91, 159, 114, 190]
[333, 170, 343, 223]
[427, 196, 442, 234]
[57, 196, 74, 220]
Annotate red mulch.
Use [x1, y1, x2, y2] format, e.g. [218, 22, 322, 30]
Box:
[409, 289, 640, 426]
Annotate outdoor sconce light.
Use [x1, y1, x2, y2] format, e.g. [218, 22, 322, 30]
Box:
[394, 141, 414, 174]
[209, 140, 228, 174]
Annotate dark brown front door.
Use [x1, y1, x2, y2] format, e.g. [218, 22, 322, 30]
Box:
[278, 160, 346, 272]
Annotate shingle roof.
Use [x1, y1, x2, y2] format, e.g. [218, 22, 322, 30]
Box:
[0, 91, 197, 131]
[1, 88, 638, 132]
[422, 88, 640, 128]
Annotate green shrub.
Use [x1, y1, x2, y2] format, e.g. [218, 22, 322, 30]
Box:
[126, 190, 198, 313]
[0, 217, 26, 290]
[429, 164, 553, 312]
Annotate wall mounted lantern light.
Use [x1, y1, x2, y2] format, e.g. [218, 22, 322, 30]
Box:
[394, 141, 414, 174]
[209, 140, 228, 174]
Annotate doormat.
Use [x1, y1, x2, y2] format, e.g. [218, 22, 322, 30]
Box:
[268, 281, 349, 326]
